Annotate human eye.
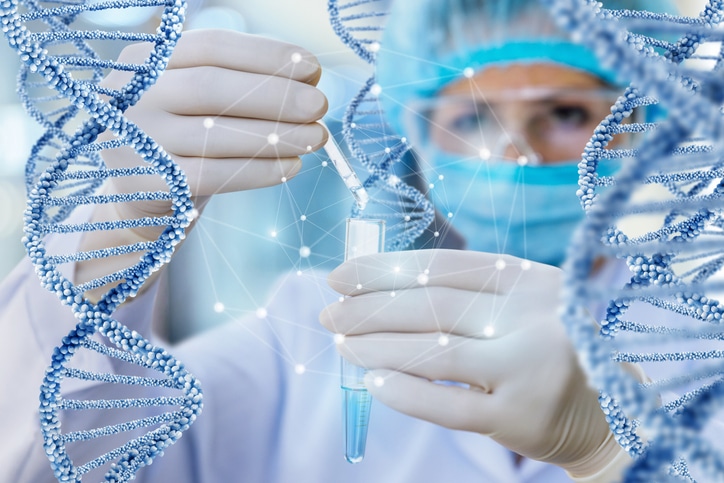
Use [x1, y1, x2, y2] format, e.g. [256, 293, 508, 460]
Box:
[548, 103, 591, 129]
[449, 104, 492, 134]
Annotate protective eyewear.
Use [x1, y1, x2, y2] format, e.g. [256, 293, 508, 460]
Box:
[404, 87, 623, 164]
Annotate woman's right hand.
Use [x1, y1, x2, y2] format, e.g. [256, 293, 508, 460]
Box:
[77, 29, 328, 300]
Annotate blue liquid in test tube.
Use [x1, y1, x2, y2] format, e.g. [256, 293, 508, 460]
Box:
[342, 218, 385, 464]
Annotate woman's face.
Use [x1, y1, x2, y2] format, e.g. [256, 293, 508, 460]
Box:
[424, 63, 621, 164]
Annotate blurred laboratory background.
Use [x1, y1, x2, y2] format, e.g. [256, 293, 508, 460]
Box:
[0, 0, 706, 340]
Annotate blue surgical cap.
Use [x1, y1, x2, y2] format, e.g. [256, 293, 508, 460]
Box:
[377, 0, 679, 138]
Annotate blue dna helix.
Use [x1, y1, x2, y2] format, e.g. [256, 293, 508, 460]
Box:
[327, 0, 435, 251]
[541, 0, 724, 480]
[1, 0, 202, 481]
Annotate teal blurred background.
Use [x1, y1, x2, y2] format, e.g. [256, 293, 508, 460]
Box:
[0, 0, 707, 340]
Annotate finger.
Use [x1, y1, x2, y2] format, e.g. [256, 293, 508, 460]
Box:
[123, 110, 327, 158]
[327, 249, 552, 295]
[104, 148, 302, 195]
[338, 332, 504, 388]
[143, 67, 328, 122]
[320, 286, 500, 338]
[364, 369, 500, 434]
[166, 30, 322, 84]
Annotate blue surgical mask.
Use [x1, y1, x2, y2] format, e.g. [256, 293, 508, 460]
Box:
[425, 150, 599, 266]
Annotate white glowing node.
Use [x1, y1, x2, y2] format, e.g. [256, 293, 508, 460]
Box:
[321, 160, 328, 167]
[434, 231, 440, 237]
[517, 155, 528, 166]
[479, 148, 491, 160]
[294, 364, 306, 375]
[388, 175, 400, 186]
[369, 41, 380, 53]
[213, 302, 224, 313]
[291, 52, 303, 63]
[297, 270, 303, 276]
[306, 145, 312, 152]
[271, 230, 277, 238]
[281, 176, 288, 183]
[256, 307, 268, 319]
[187, 208, 200, 221]
[370, 83, 382, 96]
[267, 132, 279, 145]
[495, 259, 506, 271]
[373, 376, 385, 387]
[300, 214, 307, 221]
[404, 215, 411, 222]
[447, 212, 453, 218]
[483, 326, 495, 338]
[401, 137, 407, 143]
[428, 183, 435, 189]
[338, 296, 345, 302]
[299, 246, 311, 258]
[463, 67, 474, 78]
[438, 334, 449, 346]
[438, 174, 444, 180]
[521, 260, 532, 271]
[356, 283, 362, 290]
[350, 122, 357, 129]
[334, 333, 345, 344]
[393, 266, 400, 273]
[203, 117, 214, 129]
[384, 147, 391, 154]
[390, 292, 396, 297]
[417, 273, 429, 285]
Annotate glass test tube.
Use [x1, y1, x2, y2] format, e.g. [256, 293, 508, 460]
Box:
[341, 218, 385, 464]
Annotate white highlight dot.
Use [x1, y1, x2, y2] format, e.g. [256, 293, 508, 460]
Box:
[256, 307, 268, 318]
[306, 145, 312, 152]
[294, 363, 306, 375]
[369, 42, 380, 53]
[297, 270, 303, 276]
[438, 334, 449, 346]
[281, 176, 288, 183]
[271, 230, 277, 238]
[495, 259, 506, 271]
[404, 215, 411, 222]
[428, 183, 435, 189]
[401, 137, 407, 143]
[350, 122, 357, 129]
[203, 118, 214, 129]
[424, 269, 430, 274]
[299, 246, 311, 258]
[370, 83, 382, 96]
[447, 212, 453, 218]
[213, 302, 224, 313]
[483, 326, 495, 338]
[338, 296, 345, 302]
[321, 160, 328, 167]
[300, 215, 307, 221]
[388, 175, 401, 186]
[356, 283, 362, 290]
[463, 67, 475, 78]
[384, 147, 391, 154]
[479, 148, 491, 160]
[390, 292, 396, 297]
[334, 333, 345, 344]
[267, 133, 279, 145]
[187, 208, 200, 221]
[521, 260, 532, 270]
[373, 376, 385, 387]
[433, 231, 440, 237]
[291, 52, 303, 63]
[517, 156, 528, 166]
[393, 266, 400, 273]
[438, 174, 444, 180]
[417, 273, 429, 285]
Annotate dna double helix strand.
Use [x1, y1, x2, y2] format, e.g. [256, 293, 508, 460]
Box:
[327, 0, 435, 251]
[540, 0, 724, 480]
[1, 1, 202, 481]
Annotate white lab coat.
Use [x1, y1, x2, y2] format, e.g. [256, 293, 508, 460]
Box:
[0, 253, 572, 483]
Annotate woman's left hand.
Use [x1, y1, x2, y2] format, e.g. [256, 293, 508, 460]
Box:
[320, 248, 628, 480]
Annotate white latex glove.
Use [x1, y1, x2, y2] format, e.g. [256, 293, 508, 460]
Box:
[76, 29, 328, 299]
[320, 249, 632, 482]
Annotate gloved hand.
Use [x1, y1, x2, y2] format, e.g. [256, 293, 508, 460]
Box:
[76, 29, 328, 300]
[320, 249, 632, 482]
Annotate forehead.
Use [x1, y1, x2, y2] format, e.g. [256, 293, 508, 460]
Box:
[440, 63, 607, 96]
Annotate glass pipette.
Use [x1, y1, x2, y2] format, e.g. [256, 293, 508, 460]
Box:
[322, 124, 370, 211]
[341, 218, 385, 464]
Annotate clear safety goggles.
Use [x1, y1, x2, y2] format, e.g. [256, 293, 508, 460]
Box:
[404, 87, 623, 164]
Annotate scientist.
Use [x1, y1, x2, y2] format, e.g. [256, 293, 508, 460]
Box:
[0, 0, 679, 482]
